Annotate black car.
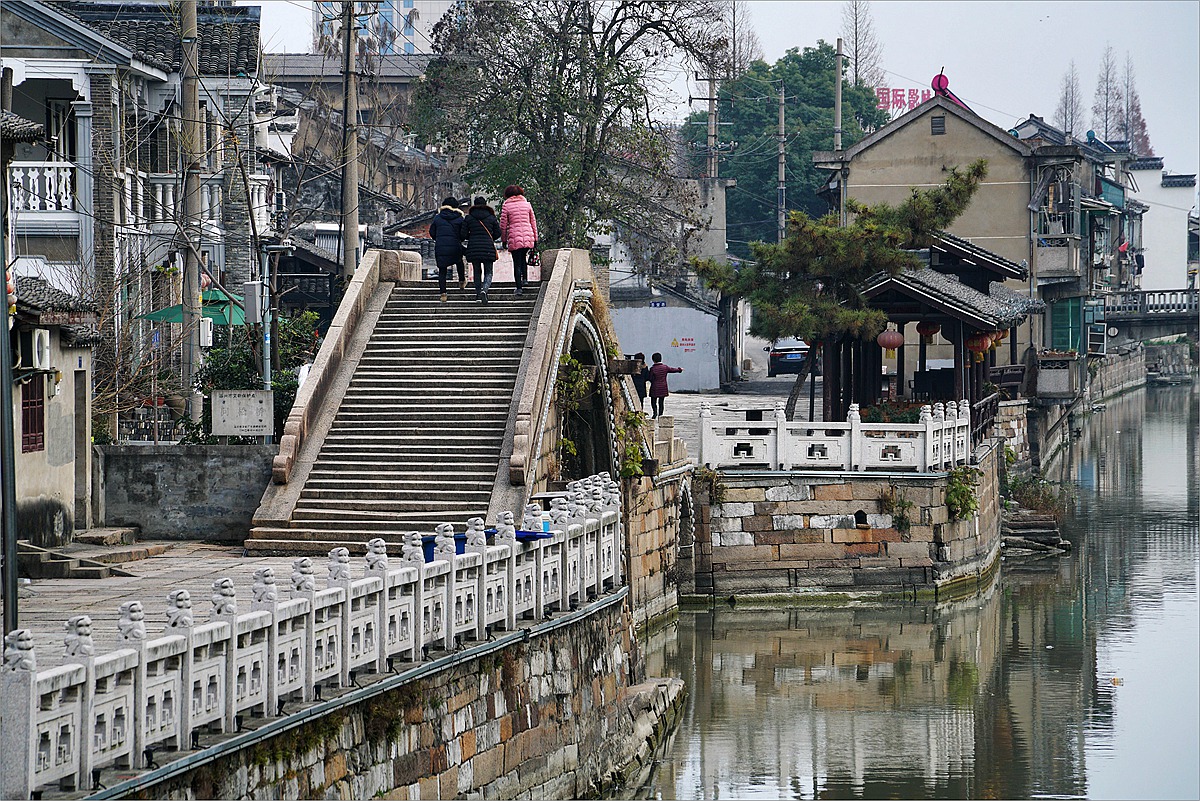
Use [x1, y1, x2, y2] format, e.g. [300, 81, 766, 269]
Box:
[766, 338, 819, 377]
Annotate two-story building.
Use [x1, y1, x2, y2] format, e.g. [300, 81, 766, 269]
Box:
[1, 0, 271, 438]
[813, 89, 1144, 380]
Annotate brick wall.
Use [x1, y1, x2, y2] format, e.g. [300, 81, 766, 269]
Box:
[995, 399, 1030, 464]
[691, 444, 1002, 598]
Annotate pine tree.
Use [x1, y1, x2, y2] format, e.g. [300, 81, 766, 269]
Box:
[1091, 44, 1122, 140]
[694, 160, 987, 417]
[1054, 60, 1084, 136]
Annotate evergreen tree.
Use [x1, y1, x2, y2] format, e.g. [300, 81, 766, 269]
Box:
[683, 43, 889, 258]
[695, 160, 987, 417]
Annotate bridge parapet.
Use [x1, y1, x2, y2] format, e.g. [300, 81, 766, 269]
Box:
[1105, 289, 1199, 319]
[698, 400, 973, 472]
[0, 475, 622, 799]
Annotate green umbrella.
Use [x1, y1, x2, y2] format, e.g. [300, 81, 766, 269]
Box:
[140, 290, 246, 325]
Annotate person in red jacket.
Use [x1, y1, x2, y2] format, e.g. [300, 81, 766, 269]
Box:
[647, 352, 683, 418]
[499, 185, 539, 296]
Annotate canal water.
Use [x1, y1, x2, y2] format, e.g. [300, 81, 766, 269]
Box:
[641, 385, 1199, 800]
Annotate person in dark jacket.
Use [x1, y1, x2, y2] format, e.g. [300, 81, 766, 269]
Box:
[630, 352, 649, 411]
[647, 352, 683, 418]
[462, 196, 501, 303]
[429, 196, 464, 302]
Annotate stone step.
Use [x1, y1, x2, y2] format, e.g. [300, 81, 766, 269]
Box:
[74, 527, 139, 547]
[295, 501, 487, 520]
[284, 518, 487, 534]
[300, 484, 493, 499]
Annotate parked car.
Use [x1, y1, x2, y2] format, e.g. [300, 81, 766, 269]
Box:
[765, 338, 819, 377]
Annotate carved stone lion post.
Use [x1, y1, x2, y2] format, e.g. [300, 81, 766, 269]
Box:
[1, 629, 37, 799]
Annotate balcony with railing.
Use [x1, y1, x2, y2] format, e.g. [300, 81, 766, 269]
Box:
[8, 160, 78, 214]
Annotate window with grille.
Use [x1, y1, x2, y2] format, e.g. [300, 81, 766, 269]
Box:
[21, 377, 46, 453]
[931, 116, 946, 135]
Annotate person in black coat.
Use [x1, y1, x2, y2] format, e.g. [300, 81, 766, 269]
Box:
[462, 196, 501, 303]
[429, 196, 464, 302]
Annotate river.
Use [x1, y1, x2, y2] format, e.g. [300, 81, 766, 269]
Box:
[641, 385, 1199, 800]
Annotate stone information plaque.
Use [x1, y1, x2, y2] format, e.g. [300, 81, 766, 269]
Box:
[212, 390, 274, 436]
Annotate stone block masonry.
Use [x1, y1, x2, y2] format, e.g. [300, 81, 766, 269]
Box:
[691, 442, 1003, 599]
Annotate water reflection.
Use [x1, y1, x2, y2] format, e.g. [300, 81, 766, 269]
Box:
[643, 386, 1198, 800]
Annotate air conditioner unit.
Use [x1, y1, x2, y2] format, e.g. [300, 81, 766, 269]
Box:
[200, 317, 214, 348]
[32, 328, 52, 370]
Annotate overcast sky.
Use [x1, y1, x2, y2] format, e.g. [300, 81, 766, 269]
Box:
[255, 1, 1199, 177]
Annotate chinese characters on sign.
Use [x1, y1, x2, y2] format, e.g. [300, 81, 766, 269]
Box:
[671, 336, 697, 354]
[876, 87, 934, 113]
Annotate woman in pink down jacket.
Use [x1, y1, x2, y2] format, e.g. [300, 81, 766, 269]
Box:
[499, 185, 539, 296]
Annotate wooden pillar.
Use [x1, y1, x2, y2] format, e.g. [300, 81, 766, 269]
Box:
[953, 321, 965, 401]
[896, 323, 906, 398]
[919, 335, 928, 372]
[823, 340, 838, 423]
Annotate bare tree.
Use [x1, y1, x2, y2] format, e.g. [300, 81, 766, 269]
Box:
[1054, 60, 1084, 136]
[840, 0, 883, 88]
[1119, 53, 1154, 156]
[724, 1, 763, 80]
[1091, 44, 1122, 140]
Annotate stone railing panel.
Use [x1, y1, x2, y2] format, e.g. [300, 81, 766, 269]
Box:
[700, 401, 972, 472]
[2, 475, 621, 798]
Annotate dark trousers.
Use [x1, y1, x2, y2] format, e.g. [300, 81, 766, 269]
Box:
[650, 395, 665, 418]
[511, 247, 530, 288]
[436, 256, 467, 293]
[472, 261, 493, 294]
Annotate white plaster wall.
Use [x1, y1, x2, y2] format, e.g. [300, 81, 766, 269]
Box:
[1133, 173, 1197, 290]
[611, 304, 719, 392]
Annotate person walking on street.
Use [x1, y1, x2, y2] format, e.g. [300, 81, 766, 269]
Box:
[462, 196, 501, 304]
[647, 352, 682, 418]
[429, 196, 464, 302]
[499, 185, 538, 296]
[631, 352, 650, 411]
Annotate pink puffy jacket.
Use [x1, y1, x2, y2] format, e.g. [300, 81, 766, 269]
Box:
[499, 195, 539, 250]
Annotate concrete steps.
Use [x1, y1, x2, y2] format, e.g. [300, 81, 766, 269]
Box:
[1001, 508, 1070, 554]
[246, 283, 539, 553]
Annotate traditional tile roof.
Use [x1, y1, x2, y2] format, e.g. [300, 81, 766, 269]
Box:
[933, 231, 1027, 280]
[57, 2, 259, 76]
[1129, 157, 1165, 171]
[1, 110, 44, 142]
[1161, 173, 1197, 188]
[863, 268, 1037, 330]
[14, 276, 94, 314]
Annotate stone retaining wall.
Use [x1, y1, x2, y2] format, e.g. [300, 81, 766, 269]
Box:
[995, 399, 1030, 465]
[690, 443, 1001, 598]
[1088, 343, 1145, 401]
[98, 444, 276, 540]
[123, 598, 684, 800]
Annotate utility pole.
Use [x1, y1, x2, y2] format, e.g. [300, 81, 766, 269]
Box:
[340, 1, 360, 278]
[777, 81, 786, 243]
[707, 75, 718, 178]
[181, 0, 203, 422]
[835, 37, 847, 227]
[1, 173, 16, 637]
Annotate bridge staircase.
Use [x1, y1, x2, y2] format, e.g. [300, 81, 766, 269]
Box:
[246, 274, 540, 554]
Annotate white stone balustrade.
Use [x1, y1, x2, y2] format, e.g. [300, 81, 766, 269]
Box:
[699, 401, 972, 472]
[8, 162, 76, 212]
[248, 173, 272, 234]
[0, 475, 622, 798]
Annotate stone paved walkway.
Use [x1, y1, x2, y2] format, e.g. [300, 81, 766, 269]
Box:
[13, 543, 320, 667]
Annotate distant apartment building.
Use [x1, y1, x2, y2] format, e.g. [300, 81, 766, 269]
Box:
[313, 0, 454, 56]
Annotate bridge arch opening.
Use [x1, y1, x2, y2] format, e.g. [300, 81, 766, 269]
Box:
[557, 320, 615, 482]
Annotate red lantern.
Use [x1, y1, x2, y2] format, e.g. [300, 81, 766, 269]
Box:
[916, 320, 941, 344]
[965, 332, 991, 363]
[877, 328, 905, 359]
[987, 330, 1003, 350]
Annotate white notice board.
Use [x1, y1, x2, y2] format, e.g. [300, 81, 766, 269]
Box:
[212, 390, 274, 436]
